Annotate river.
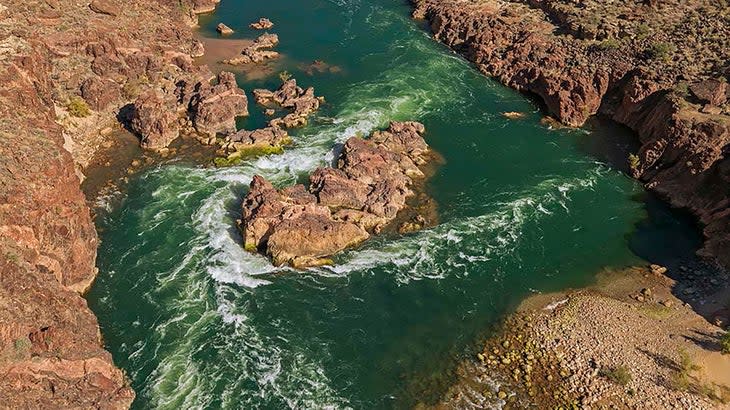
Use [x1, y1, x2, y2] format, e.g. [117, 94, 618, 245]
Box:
[86, 0, 702, 408]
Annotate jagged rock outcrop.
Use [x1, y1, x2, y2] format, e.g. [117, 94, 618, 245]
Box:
[188, 71, 249, 136]
[239, 122, 434, 267]
[253, 79, 323, 128]
[223, 33, 279, 65]
[80, 76, 121, 111]
[412, 0, 730, 266]
[130, 90, 181, 149]
[250, 17, 274, 30]
[129, 71, 248, 148]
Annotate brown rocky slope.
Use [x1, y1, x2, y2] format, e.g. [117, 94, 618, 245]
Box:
[0, 0, 223, 407]
[412, 0, 730, 267]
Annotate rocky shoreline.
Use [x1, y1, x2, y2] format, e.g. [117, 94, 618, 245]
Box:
[424, 266, 730, 409]
[412, 0, 730, 267]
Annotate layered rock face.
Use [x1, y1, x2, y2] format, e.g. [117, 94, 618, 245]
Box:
[413, 0, 730, 266]
[0, 0, 230, 407]
[240, 122, 433, 267]
[0, 36, 133, 410]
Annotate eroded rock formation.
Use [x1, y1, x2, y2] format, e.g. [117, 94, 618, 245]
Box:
[130, 71, 248, 148]
[187, 71, 249, 137]
[412, 0, 730, 266]
[239, 121, 434, 267]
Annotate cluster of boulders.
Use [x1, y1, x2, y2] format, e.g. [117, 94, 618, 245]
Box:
[239, 121, 432, 267]
[253, 79, 323, 128]
[214, 78, 322, 162]
[129, 71, 248, 149]
[223, 33, 279, 65]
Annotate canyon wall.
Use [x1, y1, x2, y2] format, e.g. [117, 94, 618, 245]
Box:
[413, 0, 730, 266]
[0, 0, 220, 406]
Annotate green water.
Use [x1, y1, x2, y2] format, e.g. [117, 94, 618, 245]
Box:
[87, 0, 702, 408]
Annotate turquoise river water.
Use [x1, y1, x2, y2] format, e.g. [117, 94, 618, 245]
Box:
[86, 0, 703, 408]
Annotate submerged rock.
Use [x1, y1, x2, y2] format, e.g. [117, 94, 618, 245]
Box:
[239, 121, 435, 267]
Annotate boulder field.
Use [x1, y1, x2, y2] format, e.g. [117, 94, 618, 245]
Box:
[239, 121, 435, 267]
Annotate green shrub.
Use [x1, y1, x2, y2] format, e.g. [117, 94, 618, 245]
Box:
[278, 71, 292, 82]
[14, 338, 30, 352]
[66, 96, 91, 117]
[122, 76, 149, 99]
[597, 38, 620, 51]
[674, 82, 689, 97]
[628, 153, 640, 170]
[722, 332, 730, 355]
[599, 365, 632, 386]
[635, 24, 651, 39]
[646, 42, 676, 61]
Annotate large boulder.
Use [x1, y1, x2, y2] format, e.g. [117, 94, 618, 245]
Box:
[689, 79, 728, 107]
[80, 76, 120, 111]
[216, 23, 234, 35]
[130, 90, 180, 149]
[189, 71, 248, 136]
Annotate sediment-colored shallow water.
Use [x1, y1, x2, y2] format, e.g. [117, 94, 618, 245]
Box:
[87, 0, 702, 408]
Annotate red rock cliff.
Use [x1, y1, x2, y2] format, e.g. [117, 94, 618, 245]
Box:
[413, 0, 730, 266]
[0, 0, 222, 407]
